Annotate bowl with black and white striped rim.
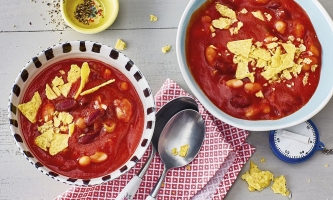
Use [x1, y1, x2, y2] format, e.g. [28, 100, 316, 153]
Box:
[8, 40, 155, 185]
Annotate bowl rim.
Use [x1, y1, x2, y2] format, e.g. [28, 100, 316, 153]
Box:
[8, 40, 156, 185]
[176, 0, 333, 131]
[60, 0, 119, 34]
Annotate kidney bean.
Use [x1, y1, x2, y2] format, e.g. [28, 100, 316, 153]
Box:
[78, 132, 100, 144]
[85, 109, 105, 125]
[55, 99, 78, 111]
[214, 60, 236, 75]
[230, 94, 252, 108]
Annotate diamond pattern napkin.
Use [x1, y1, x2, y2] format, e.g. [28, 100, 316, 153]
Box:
[55, 79, 255, 200]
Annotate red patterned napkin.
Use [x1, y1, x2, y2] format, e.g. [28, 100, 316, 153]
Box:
[55, 79, 255, 200]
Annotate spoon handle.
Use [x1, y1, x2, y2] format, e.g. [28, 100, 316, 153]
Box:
[115, 175, 142, 200]
[145, 167, 168, 200]
[115, 147, 156, 200]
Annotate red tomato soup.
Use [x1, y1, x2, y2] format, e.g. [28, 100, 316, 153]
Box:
[186, 0, 321, 120]
[19, 59, 144, 179]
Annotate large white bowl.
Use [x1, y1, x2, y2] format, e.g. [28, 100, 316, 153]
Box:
[8, 41, 155, 185]
[176, 0, 333, 131]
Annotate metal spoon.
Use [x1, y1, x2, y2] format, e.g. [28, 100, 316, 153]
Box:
[146, 109, 206, 200]
[115, 97, 198, 200]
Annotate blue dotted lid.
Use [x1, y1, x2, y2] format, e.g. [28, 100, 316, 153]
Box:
[269, 120, 324, 164]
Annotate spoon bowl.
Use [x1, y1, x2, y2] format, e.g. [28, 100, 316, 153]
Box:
[115, 97, 198, 200]
[146, 109, 205, 200]
[159, 109, 205, 168]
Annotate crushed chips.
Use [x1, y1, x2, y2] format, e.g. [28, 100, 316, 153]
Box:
[150, 14, 158, 22]
[162, 45, 171, 53]
[179, 144, 190, 157]
[115, 39, 127, 50]
[251, 11, 265, 21]
[242, 161, 291, 197]
[271, 175, 291, 196]
[241, 161, 274, 192]
[215, 3, 236, 20]
[35, 111, 74, 155]
[171, 144, 190, 157]
[171, 148, 179, 156]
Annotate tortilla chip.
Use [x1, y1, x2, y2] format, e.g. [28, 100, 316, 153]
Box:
[35, 128, 54, 151]
[45, 84, 58, 100]
[67, 64, 81, 83]
[74, 62, 90, 99]
[80, 79, 115, 96]
[227, 39, 253, 58]
[242, 161, 274, 192]
[17, 92, 42, 123]
[49, 133, 69, 155]
[59, 82, 72, 97]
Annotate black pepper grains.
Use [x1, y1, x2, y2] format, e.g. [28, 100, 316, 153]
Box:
[74, 0, 104, 25]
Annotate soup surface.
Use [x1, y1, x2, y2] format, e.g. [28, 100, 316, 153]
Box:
[18, 59, 144, 179]
[186, 0, 321, 120]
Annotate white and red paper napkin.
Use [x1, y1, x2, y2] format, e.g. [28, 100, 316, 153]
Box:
[55, 79, 255, 200]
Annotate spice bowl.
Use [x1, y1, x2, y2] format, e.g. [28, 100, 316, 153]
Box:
[61, 0, 119, 34]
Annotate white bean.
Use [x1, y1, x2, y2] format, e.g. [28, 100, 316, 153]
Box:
[226, 79, 243, 89]
[78, 156, 91, 167]
[205, 45, 217, 66]
[244, 83, 262, 94]
[90, 151, 108, 163]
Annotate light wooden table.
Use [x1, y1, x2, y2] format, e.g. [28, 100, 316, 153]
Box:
[0, 0, 332, 200]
